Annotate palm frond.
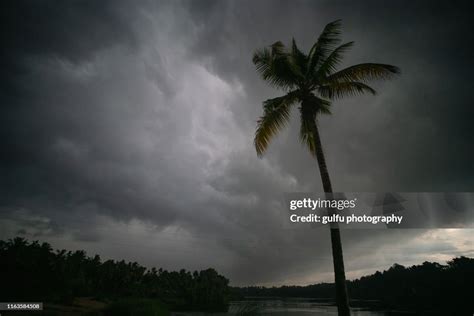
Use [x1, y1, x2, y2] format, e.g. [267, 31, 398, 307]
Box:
[255, 92, 299, 157]
[271, 41, 286, 55]
[299, 96, 331, 156]
[299, 105, 318, 156]
[315, 41, 354, 79]
[253, 47, 293, 90]
[318, 81, 376, 99]
[253, 42, 303, 90]
[310, 94, 332, 115]
[307, 20, 342, 76]
[325, 63, 400, 84]
[289, 38, 307, 78]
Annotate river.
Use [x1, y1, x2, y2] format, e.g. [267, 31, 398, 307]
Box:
[172, 299, 435, 316]
[229, 300, 412, 316]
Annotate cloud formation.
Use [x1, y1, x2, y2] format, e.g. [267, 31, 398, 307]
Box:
[1, 0, 473, 285]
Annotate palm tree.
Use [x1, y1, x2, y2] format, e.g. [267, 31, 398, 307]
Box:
[252, 20, 399, 316]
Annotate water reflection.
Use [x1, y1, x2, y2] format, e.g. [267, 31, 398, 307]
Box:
[172, 299, 426, 316]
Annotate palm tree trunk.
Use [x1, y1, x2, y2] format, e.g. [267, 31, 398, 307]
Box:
[313, 123, 351, 316]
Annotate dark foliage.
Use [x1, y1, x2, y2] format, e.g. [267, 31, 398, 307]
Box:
[349, 258, 474, 313]
[0, 237, 229, 312]
[232, 257, 474, 313]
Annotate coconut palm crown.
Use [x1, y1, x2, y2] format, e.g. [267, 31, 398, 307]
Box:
[253, 19, 400, 157]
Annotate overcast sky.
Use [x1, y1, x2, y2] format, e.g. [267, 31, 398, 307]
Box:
[1, 0, 473, 286]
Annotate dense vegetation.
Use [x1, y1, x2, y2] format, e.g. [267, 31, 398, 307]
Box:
[0, 237, 229, 312]
[233, 257, 474, 313]
[2, 237, 472, 314]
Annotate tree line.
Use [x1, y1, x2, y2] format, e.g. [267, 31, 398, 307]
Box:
[0, 237, 229, 312]
[233, 256, 474, 313]
[2, 237, 472, 313]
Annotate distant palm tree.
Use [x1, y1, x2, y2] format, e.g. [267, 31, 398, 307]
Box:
[252, 20, 399, 316]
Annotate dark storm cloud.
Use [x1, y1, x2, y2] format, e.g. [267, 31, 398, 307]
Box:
[182, 0, 474, 191]
[1, 0, 136, 61]
[1, 0, 137, 100]
[1, 0, 473, 285]
[1, 0, 179, 229]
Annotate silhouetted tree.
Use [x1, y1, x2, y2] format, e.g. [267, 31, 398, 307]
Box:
[233, 257, 474, 313]
[252, 20, 400, 316]
[0, 237, 230, 312]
